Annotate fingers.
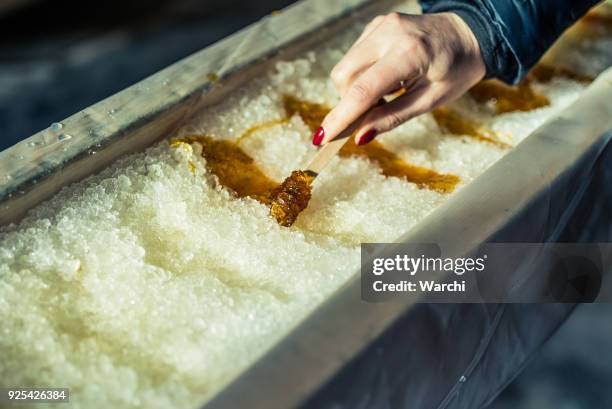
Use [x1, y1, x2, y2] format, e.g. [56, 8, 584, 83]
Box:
[330, 16, 385, 96]
[318, 61, 407, 145]
[353, 82, 447, 145]
[314, 11, 488, 147]
[354, 15, 385, 47]
[330, 39, 378, 97]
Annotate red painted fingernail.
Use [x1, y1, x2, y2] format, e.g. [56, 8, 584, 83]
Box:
[357, 129, 377, 146]
[312, 127, 325, 146]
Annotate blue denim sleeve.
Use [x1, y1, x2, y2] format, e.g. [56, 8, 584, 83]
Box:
[420, 0, 601, 84]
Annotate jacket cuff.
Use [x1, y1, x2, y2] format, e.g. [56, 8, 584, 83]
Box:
[421, 1, 517, 83]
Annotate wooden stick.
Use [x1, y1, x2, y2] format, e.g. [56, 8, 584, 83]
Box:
[305, 110, 370, 176]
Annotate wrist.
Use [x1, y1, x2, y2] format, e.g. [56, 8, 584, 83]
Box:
[443, 12, 486, 82]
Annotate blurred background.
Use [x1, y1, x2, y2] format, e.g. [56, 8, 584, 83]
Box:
[1, 0, 611, 407]
[0, 0, 294, 151]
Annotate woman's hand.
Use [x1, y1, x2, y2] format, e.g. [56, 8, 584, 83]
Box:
[313, 12, 486, 146]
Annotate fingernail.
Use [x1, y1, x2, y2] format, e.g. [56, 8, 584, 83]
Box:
[312, 127, 325, 146]
[357, 129, 377, 146]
